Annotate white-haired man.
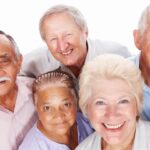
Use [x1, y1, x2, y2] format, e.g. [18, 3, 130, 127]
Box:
[130, 4, 150, 121]
[0, 31, 37, 150]
[20, 4, 131, 79]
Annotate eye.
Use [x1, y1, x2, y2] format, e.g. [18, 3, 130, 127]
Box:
[64, 102, 72, 108]
[50, 37, 57, 42]
[95, 99, 106, 106]
[65, 33, 72, 38]
[118, 99, 130, 104]
[0, 57, 12, 66]
[42, 105, 52, 112]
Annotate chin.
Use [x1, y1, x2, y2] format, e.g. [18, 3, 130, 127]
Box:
[61, 58, 77, 66]
[56, 129, 70, 135]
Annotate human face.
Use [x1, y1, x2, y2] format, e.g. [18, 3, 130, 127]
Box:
[86, 78, 138, 147]
[36, 86, 77, 137]
[0, 35, 22, 96]
[134, 16, 150, 69]
[42, 12, 88, 68]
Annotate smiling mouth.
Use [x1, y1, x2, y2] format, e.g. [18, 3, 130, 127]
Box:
[103, 122, 125, 129]
[61, 49, 73, 56]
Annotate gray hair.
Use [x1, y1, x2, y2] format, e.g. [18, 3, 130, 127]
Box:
[39, 4, 88, 40]
[138, 4, 150, 33]
[79, 54, 144, 118]
[33, 68, 78, 105]
[0, 30, 20, 60]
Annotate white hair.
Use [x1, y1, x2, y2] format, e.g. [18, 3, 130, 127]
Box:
[39, 4, 88, 40]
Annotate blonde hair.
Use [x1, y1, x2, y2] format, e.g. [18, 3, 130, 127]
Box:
[79, 54, 144, 117]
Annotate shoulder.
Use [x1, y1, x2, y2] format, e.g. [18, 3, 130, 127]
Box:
[137, 119, 150, 131]
[133, 119, 150, 149]
[19, 125, 39, 150]
[128, 53, 140, 64]
[137, 120, 150, 141]
[75, 132, 99, 150]
[17, 76, 34, 89]
[77, 112, 94, 143]
[20, 46, 60, 77]
[77, 112, 93, 129]
[87, 38, 131, 58]
[24, 46, 49, 59]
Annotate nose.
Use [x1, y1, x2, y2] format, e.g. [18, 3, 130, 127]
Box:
[57, 38, 68, 52]
[54, 107, 65, 119]
[104, 105, 119, 119]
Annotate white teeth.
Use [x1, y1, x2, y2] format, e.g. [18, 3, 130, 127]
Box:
[104, 122, 124, 129]
[61, 50, 72, 55]
[0, 77, 11, 82]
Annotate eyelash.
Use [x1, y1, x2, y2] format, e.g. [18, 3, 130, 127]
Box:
[64, 102, 72, 108]
[118, 99, 130, 104]
[42, 105, 51, 112]
[95, 100, 106, 106]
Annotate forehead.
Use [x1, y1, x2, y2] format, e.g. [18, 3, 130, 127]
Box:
[44, 12, 79, 29]
[36, 85, 74, 100]
[0, 35, 15, 57]
[90, 78, 132, 97]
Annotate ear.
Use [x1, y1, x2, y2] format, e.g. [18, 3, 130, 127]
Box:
[85, 28, 88, 37]
[16, 54, 23, 73]
[82, 27, 88, 38]
[133, 29, 142, 50]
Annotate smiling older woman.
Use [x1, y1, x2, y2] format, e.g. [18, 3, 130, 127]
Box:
[76, 54, 150, 150]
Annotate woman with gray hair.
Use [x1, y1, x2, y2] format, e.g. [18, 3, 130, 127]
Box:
[76, 54, 150, 150]
[19, 69, 93, 150]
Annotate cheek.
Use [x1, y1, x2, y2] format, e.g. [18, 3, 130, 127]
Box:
[6, 66, 18, 77]
[126, 107, 138, 119]
[37, 110, 50, 124]
[124, 104, 138, 118]
[87, 107, 103, 126]
[67, 107, 77, 120]
[45, 39, 57, 52]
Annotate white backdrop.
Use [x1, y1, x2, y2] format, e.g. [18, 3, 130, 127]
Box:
[0, 0, 149, 55]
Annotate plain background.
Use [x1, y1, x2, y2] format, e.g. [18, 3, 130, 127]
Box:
[0, 0, 150, 55]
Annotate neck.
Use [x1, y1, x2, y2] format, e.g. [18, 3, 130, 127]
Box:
[102, 127, 135, 150]
[140, 55, 150, 86]
[0, 85, 18, 112]
[68, 46, 88, 78]
[102, 140, 133, 150]
[67, 66, 81, 78]
[37, 121, 78, 150]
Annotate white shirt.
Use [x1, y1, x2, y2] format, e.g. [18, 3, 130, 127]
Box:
[0, 76, 37, 150]
[75, 119, 150, 150]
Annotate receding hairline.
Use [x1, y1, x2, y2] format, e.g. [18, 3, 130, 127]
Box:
[0, 35, 17, 57]
[39, 4, 87, 40]
[138, 5, 150, 33]
[0, 31, 21, 60]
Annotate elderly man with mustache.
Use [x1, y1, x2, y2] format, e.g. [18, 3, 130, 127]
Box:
[0, 31, 37, 150]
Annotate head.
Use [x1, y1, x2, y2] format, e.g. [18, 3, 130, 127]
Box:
[133, 4, 150, 69]
[0, 30, 22, 97]
[39, 4, 88, 68]
[33, 69, 78, 137]
[79, 54, 143, 147]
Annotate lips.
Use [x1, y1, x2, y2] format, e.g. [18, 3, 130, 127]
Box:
[103, 122, 125, 129]
[61, 49, 73, 55]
